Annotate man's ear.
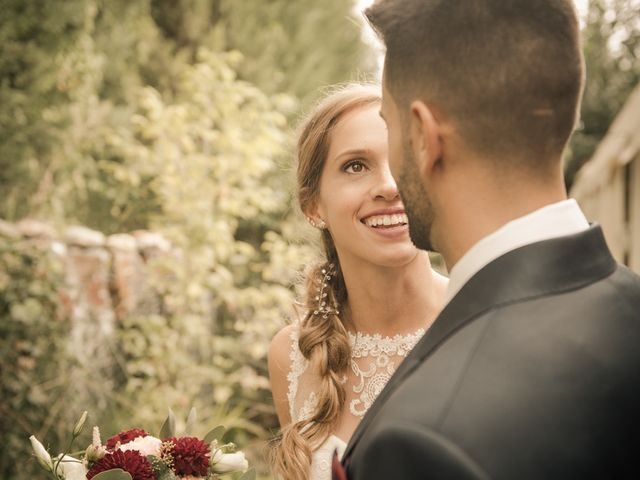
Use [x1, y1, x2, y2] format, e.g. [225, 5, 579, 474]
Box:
[408, 100, 443, 179]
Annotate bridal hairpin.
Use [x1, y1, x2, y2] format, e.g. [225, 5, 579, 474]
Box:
[313, 263, 339, 319]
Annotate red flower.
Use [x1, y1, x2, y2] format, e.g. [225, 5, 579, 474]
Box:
[106, 428, 150, 450]
[87, 450, 155, 480]
[332, 449, 347, 480]
[164, 437, 211, 476]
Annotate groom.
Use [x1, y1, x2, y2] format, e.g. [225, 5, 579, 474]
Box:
[338, 0, 640, 479]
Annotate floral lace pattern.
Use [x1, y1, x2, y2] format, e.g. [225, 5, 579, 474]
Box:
[288, 326, 426, 420]
[286, 325, 425, 479]
[348, 329, 425, 417]
[287, 327, 309, 422]
[309, 434, 347, 479]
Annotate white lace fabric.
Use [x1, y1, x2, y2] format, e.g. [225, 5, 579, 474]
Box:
[286, 325, 425, 480]
[348, 329, 424, 417]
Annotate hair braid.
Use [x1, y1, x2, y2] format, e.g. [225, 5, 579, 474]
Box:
[271, 84, 380, 479]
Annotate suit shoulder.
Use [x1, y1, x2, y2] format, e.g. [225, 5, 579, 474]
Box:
[353, 421, 489, 480]
[612, 263, 640, 295]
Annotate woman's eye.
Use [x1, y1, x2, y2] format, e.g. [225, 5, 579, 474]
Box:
[343, 160, 366, 173]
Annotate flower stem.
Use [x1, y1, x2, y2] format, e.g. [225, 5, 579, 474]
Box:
[53, 436, 77, 478]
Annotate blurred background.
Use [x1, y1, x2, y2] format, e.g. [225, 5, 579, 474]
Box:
[0, 0, 638, 478]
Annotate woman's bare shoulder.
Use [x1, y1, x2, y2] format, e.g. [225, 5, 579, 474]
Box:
[268, 323, 299, 426]
[268, 324, 298, 371]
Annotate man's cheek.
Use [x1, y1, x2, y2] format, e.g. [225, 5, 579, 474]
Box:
[391, 141, 404, 173]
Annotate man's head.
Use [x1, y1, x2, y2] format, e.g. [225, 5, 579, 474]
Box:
[367, 0, 585, 251]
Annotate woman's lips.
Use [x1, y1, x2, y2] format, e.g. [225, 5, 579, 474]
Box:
[361, 219, 409, 238]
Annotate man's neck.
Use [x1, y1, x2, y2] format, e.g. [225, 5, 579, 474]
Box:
[435, 174, 568, 271]
[442, 198, 589, 303]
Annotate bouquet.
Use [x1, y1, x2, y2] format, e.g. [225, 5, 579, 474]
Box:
[29, 410, 255, 480]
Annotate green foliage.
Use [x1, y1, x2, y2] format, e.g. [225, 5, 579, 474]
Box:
[204, 425, 226, 443]
[0, 0, 371, 225]
[239, 469, 257, 480]
[0, 0, 366, 478]
[213, 0, 375, 102]
[0, 0, 88, 218]
[92, 470, 133, 480]
[150, 0, 374, 102]
[565, 0, 640, 187]
[105, 50, 317, 462]
[0, 235, 70, 478]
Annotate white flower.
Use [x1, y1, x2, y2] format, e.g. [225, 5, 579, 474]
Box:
[29, 435, 53, 471]
[72, 411, 88, 437]
[55, 455, 88, 480]
[117, 435, 162, 457]
[85, 443, 107, 462]
[84, 425, 107, 462]
[211, 449, 249, 473]
[92, 425, 102, 447]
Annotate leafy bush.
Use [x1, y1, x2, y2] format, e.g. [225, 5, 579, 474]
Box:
[0, 235, 76, 478]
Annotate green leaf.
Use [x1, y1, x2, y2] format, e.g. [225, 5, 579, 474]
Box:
[157, 469, 178, 480]
[185, 406, 197, 435]
[147, 455, 162, 468]
[203, 425, 226, 443]
[159, 408, 176, 439]
[91, 469, 133, 480]
[148, 455, 177, 479]
[238, 468, 256, 480]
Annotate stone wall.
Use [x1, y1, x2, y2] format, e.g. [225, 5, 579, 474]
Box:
[1, 218, 171, 319]
[0, 219, 171, 370]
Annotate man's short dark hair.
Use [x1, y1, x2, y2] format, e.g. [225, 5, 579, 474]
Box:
[366, 0, 585, 168]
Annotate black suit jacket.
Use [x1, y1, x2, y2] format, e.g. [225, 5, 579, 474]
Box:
[341, 226, 640, 479]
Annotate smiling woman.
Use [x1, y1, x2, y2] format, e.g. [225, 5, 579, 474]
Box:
[313, 103, 418, 267]
[267, 84, 448, 480]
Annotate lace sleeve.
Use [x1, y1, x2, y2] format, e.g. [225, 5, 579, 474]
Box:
[287, 324, 322, 424]
[286, 326, 308, 422]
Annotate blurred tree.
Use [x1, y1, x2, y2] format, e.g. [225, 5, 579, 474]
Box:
[2, 1, 361, 476]
[565, 0, 640, 188]
[0, 0, 88, 219]
[0, 235, 71, 480]
[150, 0, 375, 103]
[0, 0, 373, 225]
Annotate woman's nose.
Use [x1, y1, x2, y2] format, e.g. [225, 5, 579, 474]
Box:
[372, 164, 400, 201]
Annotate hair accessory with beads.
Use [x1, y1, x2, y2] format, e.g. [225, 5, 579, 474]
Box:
[313, 263, 340, 318]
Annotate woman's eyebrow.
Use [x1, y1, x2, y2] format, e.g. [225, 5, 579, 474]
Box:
[331, 148, 370, 163]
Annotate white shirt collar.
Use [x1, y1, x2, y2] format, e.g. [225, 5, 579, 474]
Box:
[445, 198, 589, 304]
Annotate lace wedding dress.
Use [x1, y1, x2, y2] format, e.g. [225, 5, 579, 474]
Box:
[286, 325, 425, 480]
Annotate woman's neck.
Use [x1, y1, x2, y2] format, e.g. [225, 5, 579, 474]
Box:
[340, 251, 447, 336]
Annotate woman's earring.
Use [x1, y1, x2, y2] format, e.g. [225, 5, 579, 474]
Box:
[307, 217, 327, 229]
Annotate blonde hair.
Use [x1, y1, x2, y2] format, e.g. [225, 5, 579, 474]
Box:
[272, 83, 381, 479]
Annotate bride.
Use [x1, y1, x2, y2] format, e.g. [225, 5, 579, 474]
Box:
[268, 83, 448, 479]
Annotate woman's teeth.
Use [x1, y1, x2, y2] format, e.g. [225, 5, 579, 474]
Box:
[364, 213, 408, 227]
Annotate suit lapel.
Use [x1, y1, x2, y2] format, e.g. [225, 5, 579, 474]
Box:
[343, 226, 616, 459]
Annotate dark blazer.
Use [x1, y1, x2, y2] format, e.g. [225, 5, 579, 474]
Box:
[341, 226, 640, 479]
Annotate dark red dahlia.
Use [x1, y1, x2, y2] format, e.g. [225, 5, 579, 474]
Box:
[106, 428, 149, 450]
[87, 450, 154, 480]
[164, 436, 210, 477]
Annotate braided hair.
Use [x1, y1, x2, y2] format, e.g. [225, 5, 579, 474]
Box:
[272, 83, 381, 479]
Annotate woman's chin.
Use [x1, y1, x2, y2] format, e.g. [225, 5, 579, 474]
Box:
[365, 245, 423, 269]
